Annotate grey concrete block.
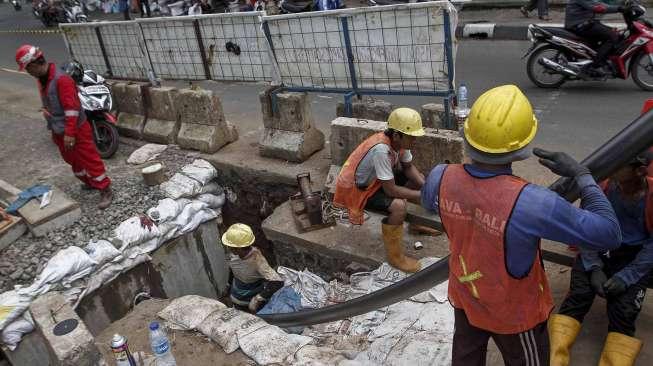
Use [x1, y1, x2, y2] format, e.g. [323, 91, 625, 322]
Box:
[258, 126, 325, 163]
[112, 83, 145, 115]
[336, 98, 394, 122]
[147, 86, 178, 121]
[15, 186, 80, 237]
[0, 215, 26, 251]
[143, 118, 180, 144]
[30, 292, 102, 366]
[176, 122, 232, 153]
[175, 89, 226, 126]
[116, 112, 146, 139]
[273, 92, 312, 132]
[420, 103, 447, 129]
[330, 117, 464, 173]
[2, 330, 52, 366]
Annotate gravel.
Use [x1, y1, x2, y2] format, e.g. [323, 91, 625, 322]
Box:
[0, 143, 195, 293]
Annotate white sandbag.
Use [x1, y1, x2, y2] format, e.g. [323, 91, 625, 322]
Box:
[196, 193, 226, 209]
[160, 173, 202, 199]
[1, 312, 34, 351]
[0, 290, 33, 331]
[181, 159, 217, 185]
[158, 295, 226, 330]
[199, 182, 224, 195]
[292, 345, 358, 366]
[169, 201, 217, 235]
[197, 307, 266, 354]
[146, 198, 190, 223]
[84, 239, 121, 268]
[113, 216, 162, 251]
[277, 267, 331, 309]
[25, 246, 98, 297]
[237, 321, 313, 365]
[126, 144, 167, 165]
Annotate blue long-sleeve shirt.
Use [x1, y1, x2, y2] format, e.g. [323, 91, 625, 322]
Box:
[421, 164, 621, 278]
[580, 182, 653, 286]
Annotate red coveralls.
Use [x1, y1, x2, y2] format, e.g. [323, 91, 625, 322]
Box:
[39, 63, 111, 190]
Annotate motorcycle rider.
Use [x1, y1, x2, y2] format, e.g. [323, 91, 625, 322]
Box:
[15, 45, 113, 209]
[564, 0, 625, 71]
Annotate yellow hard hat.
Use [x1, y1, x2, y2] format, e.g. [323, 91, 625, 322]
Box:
[463, 85, 538, 154]
[387, 108, 425, 137]
[221, 223, 255, 248]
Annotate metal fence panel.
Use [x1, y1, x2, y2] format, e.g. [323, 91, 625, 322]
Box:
[96, 21, 150, 79]
[138, 16, 206, 80]
[198, 12, 272, 82]
[60, 24, 108, 76]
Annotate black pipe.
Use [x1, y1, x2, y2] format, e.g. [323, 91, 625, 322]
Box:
[260, 108, 653, 328]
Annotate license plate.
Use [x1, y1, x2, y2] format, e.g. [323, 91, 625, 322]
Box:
[83, 85, 109, 95]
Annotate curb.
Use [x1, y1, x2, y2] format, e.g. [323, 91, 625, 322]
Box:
[455, 22, 626, 40]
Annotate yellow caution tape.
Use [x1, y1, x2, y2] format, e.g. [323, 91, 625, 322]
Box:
[0, 29, 62, 34]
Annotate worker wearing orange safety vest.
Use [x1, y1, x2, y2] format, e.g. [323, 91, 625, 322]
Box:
[421, 85, 621, 365]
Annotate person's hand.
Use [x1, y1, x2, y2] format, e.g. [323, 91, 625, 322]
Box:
[248, 294, 266, 313]
[604, 276, 627, 296]
[590, 269, 608, 298]
[533, 148, 590, 178]
[63, 135, 76, 150]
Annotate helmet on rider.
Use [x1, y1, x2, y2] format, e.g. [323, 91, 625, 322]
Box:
[463, 85, 538, 164]
[15, 44, 44, 71]
[63, 60, 85, 84]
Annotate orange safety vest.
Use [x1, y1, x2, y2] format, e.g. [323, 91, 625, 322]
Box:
[439, 165, 554, 334]
[599, 177, 653, 233]
[333, 132, 404, 225]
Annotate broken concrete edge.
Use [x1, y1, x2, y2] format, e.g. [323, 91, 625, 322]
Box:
[258, 126, 326, 164]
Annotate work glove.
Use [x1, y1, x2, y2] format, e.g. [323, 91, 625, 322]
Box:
[590, 269, 608, 298]
[248, 294, 266, 313]
[533, 148, 590, 178]
[604, 276, 628, 296]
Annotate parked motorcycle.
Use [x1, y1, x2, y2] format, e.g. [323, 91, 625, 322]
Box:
[63, 62, 119, 159]
[34, 0, 87, 27]
[524, 0, 653, 91]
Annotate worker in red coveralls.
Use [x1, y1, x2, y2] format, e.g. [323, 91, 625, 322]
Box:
[15, 45, 113, 209]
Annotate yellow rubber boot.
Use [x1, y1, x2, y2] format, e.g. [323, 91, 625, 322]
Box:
[598, 332, 642, 366]
[548, 314, 581, 366]
[382, 222, 420, 273]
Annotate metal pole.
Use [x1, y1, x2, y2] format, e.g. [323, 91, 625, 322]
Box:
[193, 19, 212, 80]
[95, 27, 113, 78]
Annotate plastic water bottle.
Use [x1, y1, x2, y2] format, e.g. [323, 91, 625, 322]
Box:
[456, 83, 470, 128]
[149, 322, 176, 366]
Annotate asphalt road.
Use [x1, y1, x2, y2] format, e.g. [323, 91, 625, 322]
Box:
[0, 2, 651, 162]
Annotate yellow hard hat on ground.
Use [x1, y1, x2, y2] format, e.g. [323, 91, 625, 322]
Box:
[387, 108, 426, 137]
[221, 223, 255, 248]
[463, 85, 537, 154]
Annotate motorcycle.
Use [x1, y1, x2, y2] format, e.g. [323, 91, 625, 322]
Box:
[524, 0, 653, 91]
[34, 0, 87, 27]
[64, 62, 119, 159]
[11, 0, 22, 11]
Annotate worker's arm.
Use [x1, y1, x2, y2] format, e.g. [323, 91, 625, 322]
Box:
[578, 0, 622, 13]
[401, 161, 426, 188]
[420, 164, 447, 215]
[56, 74, 81, 138]
[372, 146, 421, 201]
[614, 239, 653, 286]
[254, 251, 284, 299]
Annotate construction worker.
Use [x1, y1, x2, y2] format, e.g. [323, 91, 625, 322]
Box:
[15, 45, 113, 209]
[334, 107, 438, 274]
[222, 223, 284, 313]
[420, 85, 621, 365]
[549, 153, 653, 366]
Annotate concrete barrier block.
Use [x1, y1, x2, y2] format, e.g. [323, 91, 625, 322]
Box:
[113, 83, 145, 115]
[143, 118, 179, 144]
[421, 103, 447, 129]
[177, 122, 232, 153]
[30, 292, 102, 366]
[275, 92, 312, 132]
[330, 117, 464, 173]
[336, 98, 394, 122]
[116, 113, 146, 139]
[259, 86, 275, 129]
[258, 126, 325, 163]
[147, 86, 178, 121]
[175, 89, 226, 126]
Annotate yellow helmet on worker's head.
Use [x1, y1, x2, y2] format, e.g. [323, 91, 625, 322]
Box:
[221, 223, 255, 248]
[463, 85, 537, 154]
[387, 108, 425, 137]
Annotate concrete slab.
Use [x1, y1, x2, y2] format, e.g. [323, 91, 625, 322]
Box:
[142, 118, 179, 144]
[0, 212, 27, 251]
[30, 292, 103, 366]
[336, 98, 394, 122]
[258, 126, 325, 163]
[116, 112, 146, 139]
[175, 88, 226, 127]
[176, 122, 232, 153]
[420, 103, 447, 129]
[13, 186, 81, 237]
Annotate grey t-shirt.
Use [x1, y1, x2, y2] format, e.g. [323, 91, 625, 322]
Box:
[354, 144, 413, 188]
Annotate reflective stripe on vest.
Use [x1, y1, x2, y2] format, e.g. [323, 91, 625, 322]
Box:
[600, 177, 653, 233]
[333, 132, 404, 225]
[439, 165, 554, 334]
[41, 68, 85, 134]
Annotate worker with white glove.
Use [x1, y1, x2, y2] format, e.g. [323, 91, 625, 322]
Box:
[222, 223, 284, 313]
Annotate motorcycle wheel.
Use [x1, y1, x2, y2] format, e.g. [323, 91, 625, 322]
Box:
[92, 118, 119, 159]
[526, 46, 568, 88]
[631, 52, 653, 91]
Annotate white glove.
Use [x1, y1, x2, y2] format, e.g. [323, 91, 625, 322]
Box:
[248, 294, 266, 313]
